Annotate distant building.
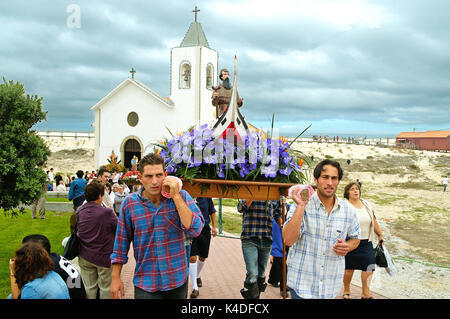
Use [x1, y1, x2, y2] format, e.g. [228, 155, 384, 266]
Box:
[396, 131, 450, 151]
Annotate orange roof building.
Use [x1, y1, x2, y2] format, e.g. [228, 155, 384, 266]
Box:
[396, 130, 450, 151]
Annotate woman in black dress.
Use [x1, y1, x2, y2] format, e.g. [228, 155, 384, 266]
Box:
[342, 182, 383, 299]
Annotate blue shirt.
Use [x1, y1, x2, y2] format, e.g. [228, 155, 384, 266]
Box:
[195, 197, 216, 225]
[68, 178, 87, 201]
[20, 270, 70, 299]
[270, 218, 283, 257]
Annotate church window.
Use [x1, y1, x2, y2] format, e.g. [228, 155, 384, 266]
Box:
[127, 112, 139, 127]
[206, 63, 213, 88]
[179, 61, 191, 89]
[206, 64, 214, 88]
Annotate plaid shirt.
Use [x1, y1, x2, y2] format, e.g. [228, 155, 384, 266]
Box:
[284, 193, 360, 299]
[110, 188, 204, 292]
[237, 200, 282, 240]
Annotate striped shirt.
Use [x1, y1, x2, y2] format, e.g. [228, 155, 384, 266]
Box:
[237, 200, 282, 240]
[284, 193, 360, 299]
[110, 188, 204, 292]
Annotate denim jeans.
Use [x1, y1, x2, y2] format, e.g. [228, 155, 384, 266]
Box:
[185, 244, 191, 299]
[241, 238, 272, 285]
[288, 287, 304, 299]
[134, 280, 188, 299]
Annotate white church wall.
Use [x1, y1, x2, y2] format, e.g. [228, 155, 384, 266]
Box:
[170, 46, 198, 128]
[199, 46, 218, 126]
[96, 82, 175, 167]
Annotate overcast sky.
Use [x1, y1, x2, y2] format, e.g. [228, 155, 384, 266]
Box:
[1, 0, 450, 137]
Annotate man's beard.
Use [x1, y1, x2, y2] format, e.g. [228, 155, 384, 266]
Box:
[222, 78, 232, 89]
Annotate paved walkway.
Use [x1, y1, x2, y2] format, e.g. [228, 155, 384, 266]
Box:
[119, 234, 388, 299]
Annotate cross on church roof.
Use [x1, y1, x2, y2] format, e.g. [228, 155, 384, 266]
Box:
[130, 68, 136, 79]
[192, 6, 200, 22]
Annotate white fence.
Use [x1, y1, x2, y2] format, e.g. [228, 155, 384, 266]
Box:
[37, 131, 94, 139]
[287, 136, 396, 146]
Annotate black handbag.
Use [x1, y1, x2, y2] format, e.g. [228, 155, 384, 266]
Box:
[63, 213, 80, 260]
[374, 241, 388, 267]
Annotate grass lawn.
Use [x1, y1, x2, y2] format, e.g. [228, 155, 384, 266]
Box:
[45, 196, 71, 202]
[0, 209, 72, 298]
[212, 199, 243, 236]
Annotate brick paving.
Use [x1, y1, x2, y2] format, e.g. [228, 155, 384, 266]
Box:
[119, 234, 388, 299]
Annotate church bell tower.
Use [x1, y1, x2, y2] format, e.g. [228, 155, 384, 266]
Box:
[169, 7, 218, 126]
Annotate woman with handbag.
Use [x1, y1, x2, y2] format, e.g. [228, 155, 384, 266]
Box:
[342, 182, 383, 299]
[77, 180, 118, 299]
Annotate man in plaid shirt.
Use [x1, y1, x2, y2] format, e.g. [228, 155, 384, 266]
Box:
[110, 153, 204, 299]
[283, 159, 360, 299]
[237, 199, 282, 299]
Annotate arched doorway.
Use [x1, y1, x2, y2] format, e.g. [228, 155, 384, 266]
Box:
[123, 138, 142, 170]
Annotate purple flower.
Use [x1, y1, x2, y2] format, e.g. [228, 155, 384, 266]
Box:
[217, 163, 227, 178]
[279, 166, 292, 176]
[180, 131, 192, 146]
[239, 163, 252, 178]
[261, 165, 277, 178]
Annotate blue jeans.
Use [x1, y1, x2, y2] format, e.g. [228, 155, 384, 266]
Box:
[185, 244, 191, 299]
[288, 287, 304, 299]
[241, 238, 272, 285]
[134, 280, 188, 299]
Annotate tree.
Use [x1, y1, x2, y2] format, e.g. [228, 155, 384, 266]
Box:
[0, 78, 51, 215]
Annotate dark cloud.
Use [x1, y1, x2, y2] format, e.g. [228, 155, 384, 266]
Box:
[1, 0, 449, 137]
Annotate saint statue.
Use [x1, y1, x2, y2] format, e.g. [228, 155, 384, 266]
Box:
[131, 155, 138, 171]
[212, 68, 243, 118]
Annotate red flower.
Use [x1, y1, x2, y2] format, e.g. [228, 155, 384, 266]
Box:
[120, 170, 141, 179]
[298, 158, 304, 167]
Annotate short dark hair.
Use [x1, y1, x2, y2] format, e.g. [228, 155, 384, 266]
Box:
[97, 166, 110, 177]
[138, 153, 165, 174]
[84, 180, 105, 202]
[76, 170, 84, 178]
[22, 234, 51, 253]
[313, 159, 343, 180]
[343, 182, 360, 200]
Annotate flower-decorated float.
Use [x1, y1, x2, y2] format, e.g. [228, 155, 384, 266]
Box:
[104, 150, 126, 174]
[153, 56, 312, 201]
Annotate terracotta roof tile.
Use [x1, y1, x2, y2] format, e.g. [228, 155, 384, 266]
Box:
[396, 131, 450, 138]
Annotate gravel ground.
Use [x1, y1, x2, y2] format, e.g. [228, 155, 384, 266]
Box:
[368, 259, 450, 299]
[350, 220, 450, 299]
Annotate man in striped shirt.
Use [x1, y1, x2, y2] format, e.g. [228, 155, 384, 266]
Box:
[110, 153, 204, 299]
[283, 159, 360, 299]
[237, 199, 282, 299]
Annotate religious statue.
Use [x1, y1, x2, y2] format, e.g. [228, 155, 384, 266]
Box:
[212, 68, 243, 118]
[211, 56, 249, 143]
[131, 155, 138, 171]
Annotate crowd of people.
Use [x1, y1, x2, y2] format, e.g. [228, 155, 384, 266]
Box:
[46, 168, 127, 192]
[10, 153, 386, 300]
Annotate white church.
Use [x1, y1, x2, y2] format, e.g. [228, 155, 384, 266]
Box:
[91, 12, 219, 169]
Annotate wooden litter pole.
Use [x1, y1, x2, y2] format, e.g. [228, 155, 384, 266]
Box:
[282, 200, 287, 299]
